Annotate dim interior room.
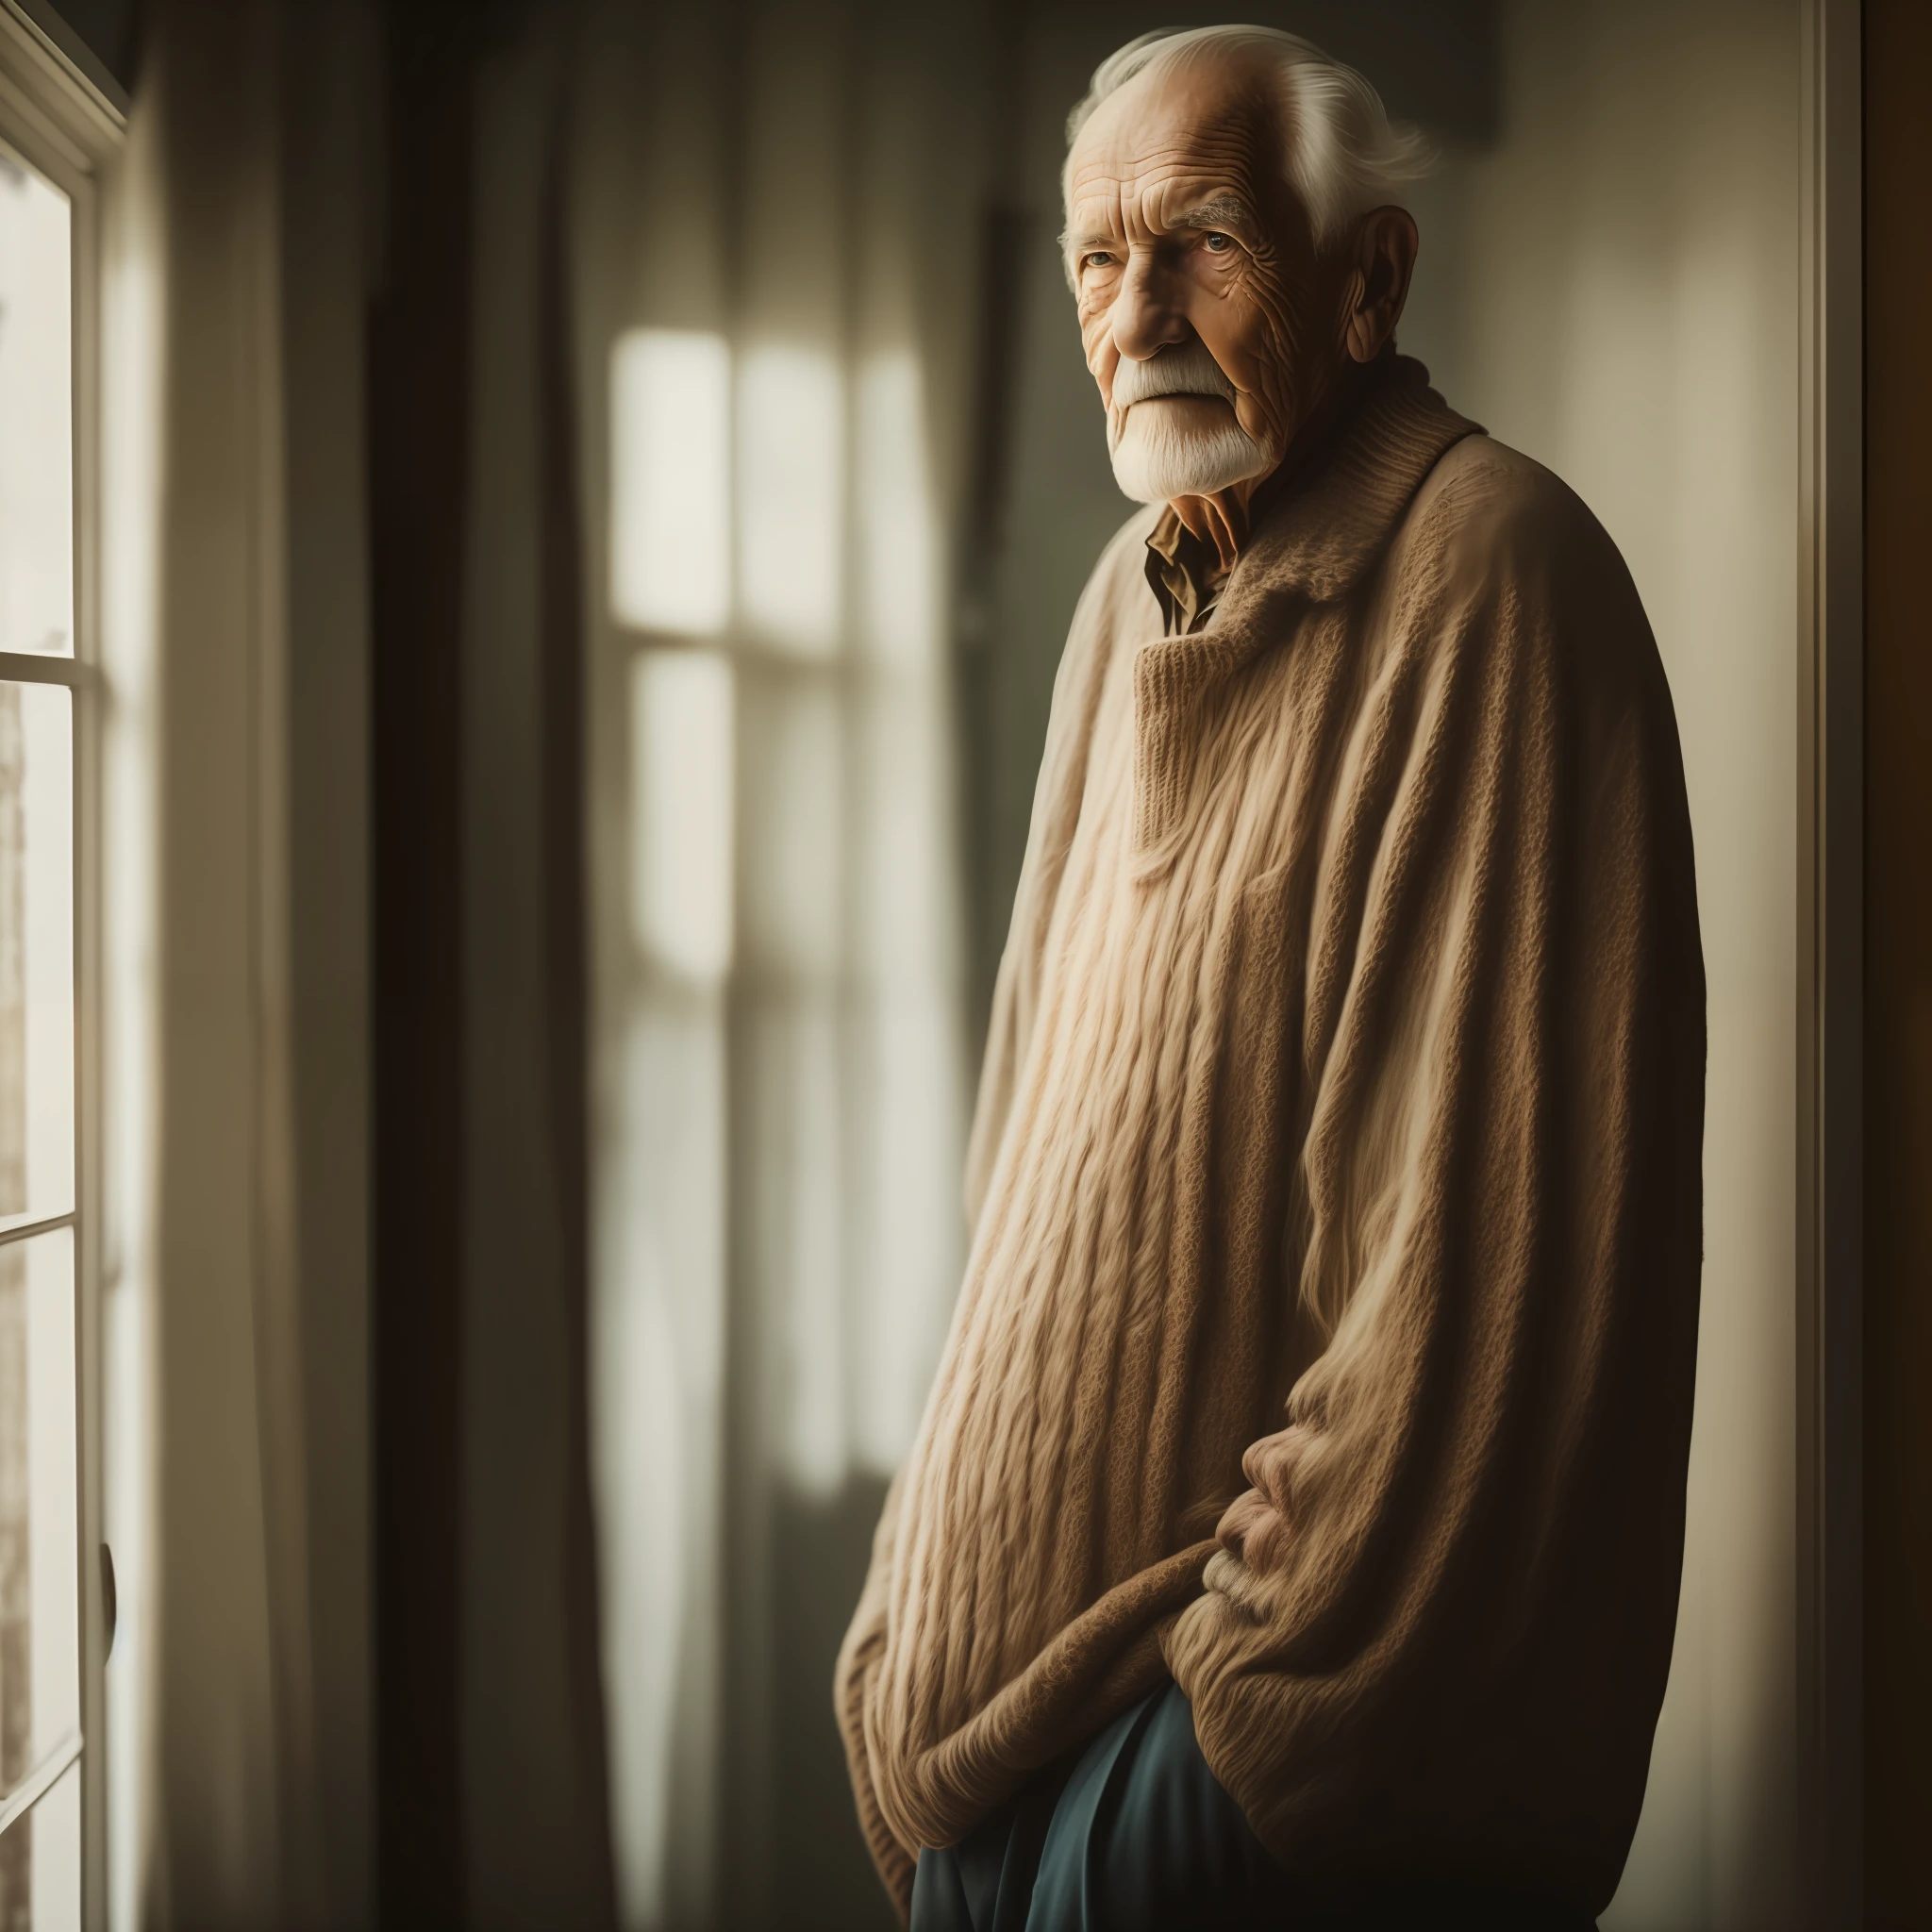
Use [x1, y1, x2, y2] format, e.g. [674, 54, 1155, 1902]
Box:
[0, 0, 1920, 1928]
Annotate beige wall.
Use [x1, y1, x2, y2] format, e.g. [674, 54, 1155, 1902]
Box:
[1402, 4, 1803, 1924]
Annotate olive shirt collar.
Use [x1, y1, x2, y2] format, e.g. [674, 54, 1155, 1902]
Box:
[1143, 510, 1226, 638]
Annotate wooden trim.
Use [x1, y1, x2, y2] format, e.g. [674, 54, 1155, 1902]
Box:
[1796, 0, 1864, 1924]
[1860, 1, 1932, 1923]
[0, 2, 124, 158]
[369, 5, 478, 1921]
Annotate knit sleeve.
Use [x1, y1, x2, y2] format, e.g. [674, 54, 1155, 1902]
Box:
[1163, 458, 1706, 1916]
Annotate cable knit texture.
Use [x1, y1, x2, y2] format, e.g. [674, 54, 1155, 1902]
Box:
[835, 358, 1705, 1922]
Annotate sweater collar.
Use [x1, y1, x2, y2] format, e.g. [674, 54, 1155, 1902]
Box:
[1222, 355, 1482, 611]
[1127, 359, 1480, 859]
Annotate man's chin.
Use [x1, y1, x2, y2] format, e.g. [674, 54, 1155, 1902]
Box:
[1108, 412, 1274, 505]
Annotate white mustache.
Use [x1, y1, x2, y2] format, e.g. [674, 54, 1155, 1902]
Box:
[1111, 343, 1238, 409]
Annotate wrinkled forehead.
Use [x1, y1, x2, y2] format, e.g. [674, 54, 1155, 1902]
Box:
[1065, 51, 1285, 233]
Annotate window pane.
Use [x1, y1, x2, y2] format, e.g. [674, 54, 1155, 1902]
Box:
[0, 149, 74, 659]
[0, 1756, 81, 1932]
[0, 684, 74, 1226]
[0, 1226, 79, 1809]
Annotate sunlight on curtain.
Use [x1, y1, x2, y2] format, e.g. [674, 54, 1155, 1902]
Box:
[610, 329, 731, 637]
[577, 14, 980, 1920]
[600, 328, 736, 1931]
[596, 997, 726, 1931]
[849, 351, 960, 1474]
[629, 651, 735, 982]
[739, 344, 843, 656]
[596, 316, 964, 1924]
[739, 660, 847, 1496]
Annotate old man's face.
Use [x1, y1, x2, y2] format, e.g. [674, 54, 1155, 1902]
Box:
[1064, 51, 1354, 505]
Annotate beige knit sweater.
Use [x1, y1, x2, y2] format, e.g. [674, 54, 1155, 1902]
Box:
[836, 359, 1705, 1920]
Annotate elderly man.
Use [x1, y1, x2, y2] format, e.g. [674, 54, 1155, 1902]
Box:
[838, 26, 1703, 1931]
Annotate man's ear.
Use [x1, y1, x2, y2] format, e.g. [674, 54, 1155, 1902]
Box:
[1343, 208, 1420, 364]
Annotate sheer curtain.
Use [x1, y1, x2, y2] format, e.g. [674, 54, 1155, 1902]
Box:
[96, 1, 378, 1924]
[81, 0, 422, 1920]
[81, 0, 996, 1923]
[570, 5, 995, 1924]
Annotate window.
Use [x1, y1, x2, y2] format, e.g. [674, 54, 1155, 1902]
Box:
[0, 15, 121, 1924]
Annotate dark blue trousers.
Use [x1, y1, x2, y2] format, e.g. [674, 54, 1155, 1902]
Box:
[908, 1681, 1598, 1932]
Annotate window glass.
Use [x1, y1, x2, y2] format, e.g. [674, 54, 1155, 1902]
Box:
[0, 98, 88, 1932]
[0, 1224, 79, 1811]
[0, 150, 74, 658]
[0, 684, 74, 1229]
[0, 1755, 80, 1931]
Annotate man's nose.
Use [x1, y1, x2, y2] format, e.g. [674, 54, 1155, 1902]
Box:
[1110, 249, 1191, 362]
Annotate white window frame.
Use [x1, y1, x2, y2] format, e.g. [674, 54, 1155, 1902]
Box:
[0, 5, 124, 1925]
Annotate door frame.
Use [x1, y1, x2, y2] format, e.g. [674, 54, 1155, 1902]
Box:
[1795, 0, 1862, 1924]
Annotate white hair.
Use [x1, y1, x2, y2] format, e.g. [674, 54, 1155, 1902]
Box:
[1063, 25, 1436, 250]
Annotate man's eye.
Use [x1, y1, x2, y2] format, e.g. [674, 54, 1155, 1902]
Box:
[1203, 231, 1233, 254]
[1082, 251, 1116, 270]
